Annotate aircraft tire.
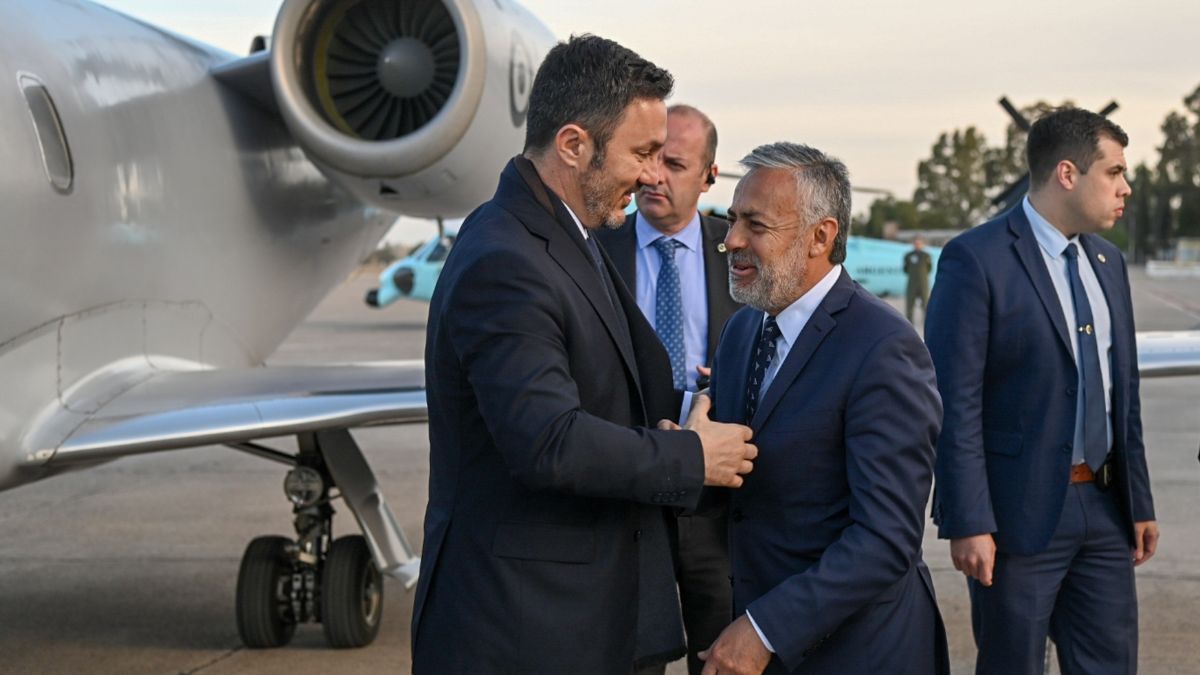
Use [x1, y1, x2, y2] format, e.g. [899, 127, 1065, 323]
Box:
[321, 535, 383, 648]
[235, 535, 297, 648]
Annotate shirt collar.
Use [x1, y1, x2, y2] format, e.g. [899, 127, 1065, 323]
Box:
[561, 200, 589, 240]
[1023, 196, 1077, 258]
[770, 264, 843, 347]
[635, 210, 702, 252]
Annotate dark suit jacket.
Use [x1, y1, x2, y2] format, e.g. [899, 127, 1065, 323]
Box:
[710, 270, 947, 674]
[926, 206, 1155, 556]
[412, 157, 706, 673]
[595, 212, 742, 367]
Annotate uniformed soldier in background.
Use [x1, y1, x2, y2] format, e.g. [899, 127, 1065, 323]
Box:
[904, 236, 932, 323]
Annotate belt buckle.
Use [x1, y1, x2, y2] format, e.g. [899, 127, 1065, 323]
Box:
[1096, 457, 1114, 491]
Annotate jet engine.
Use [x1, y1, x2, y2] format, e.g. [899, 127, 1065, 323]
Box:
[270, 0, 555, 217]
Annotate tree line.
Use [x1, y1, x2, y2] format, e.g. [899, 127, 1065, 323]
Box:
[854, 84, 1200, 262]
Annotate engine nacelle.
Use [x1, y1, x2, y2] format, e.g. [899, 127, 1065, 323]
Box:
[270, 0, 555, 217]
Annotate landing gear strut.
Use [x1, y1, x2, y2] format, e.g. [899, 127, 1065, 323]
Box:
[231, 429, 416, 649]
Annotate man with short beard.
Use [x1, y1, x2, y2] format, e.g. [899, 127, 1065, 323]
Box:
[412, 35, 758, 673]
[699, 143, 949, 674]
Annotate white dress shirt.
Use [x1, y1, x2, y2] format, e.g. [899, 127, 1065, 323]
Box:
[745, 263, 843, 654]
[1022, 198, 1114, 464]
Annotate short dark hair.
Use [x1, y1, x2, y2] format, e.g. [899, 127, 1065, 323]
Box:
[740, 142, 852, 264]
[668, 104, 718, 170]
[1027, 108, 1129, 187]
[523, 35, 674, 160]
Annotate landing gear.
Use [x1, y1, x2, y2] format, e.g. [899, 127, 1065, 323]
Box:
[235, 536, 297, 648]
[322, 535, 383, 648]
[230, 429, 415, 649]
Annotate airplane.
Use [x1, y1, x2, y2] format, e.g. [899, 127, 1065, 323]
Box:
[0, 0, 554, 650]
[366, 223, 459, 306]
[365, 213, 942, 307]
[362, 210, 1200, 379]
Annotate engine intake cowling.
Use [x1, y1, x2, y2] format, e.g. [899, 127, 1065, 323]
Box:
[270, 0, 554, 217]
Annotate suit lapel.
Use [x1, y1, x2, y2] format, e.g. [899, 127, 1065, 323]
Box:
[510, 157, 643, 393]
[1008, 208, 1073, 358]
[604, 214, 639, 291]
[1079, 235, 1124, 332]
[749, 271, 852, 429]
[701, 216, 733, 362]
[722, 309, 763, 424]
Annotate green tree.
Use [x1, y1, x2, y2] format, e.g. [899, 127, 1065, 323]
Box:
[1155, 85, 1200, 239]
[913, 127, 994, 229]
[853, 196, 920, 239]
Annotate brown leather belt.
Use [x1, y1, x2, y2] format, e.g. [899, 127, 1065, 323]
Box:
[1070, 463, 1095, 484]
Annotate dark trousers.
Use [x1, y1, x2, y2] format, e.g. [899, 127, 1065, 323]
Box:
[905, 284, 929, 323]
[970, 482, 1137, 675]
[638, 512, 732, 675]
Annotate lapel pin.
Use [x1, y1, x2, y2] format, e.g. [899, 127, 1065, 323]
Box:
[1097, 253, 1107, 263]
[717, 243, 727, 253]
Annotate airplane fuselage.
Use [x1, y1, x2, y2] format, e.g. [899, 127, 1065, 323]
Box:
[0, 1, 393, 489]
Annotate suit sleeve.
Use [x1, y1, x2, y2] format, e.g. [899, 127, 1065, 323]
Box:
[747, 327, 942, 668]
[1118, 257, 1156, 521]
[445, 245, 704, 508]
[924, 238, 998, 539]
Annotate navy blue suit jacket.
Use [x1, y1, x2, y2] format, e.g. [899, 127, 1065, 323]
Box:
[710, 269, 947, 673]
[412, 158, 705, 673]
[926, 206, 1154, 556]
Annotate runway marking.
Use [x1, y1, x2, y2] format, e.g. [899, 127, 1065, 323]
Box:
[1142, 289, 1200, 322]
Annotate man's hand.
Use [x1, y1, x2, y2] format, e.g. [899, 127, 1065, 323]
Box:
[1133, 520, 1159, 566]
[698, 615, 771, 675]
[950, 533, 996, 587]
[686, 395, 756, 487]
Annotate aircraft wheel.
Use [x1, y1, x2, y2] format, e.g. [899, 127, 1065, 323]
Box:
[235, 535, 297, 648]
[321, 535, 383, 648]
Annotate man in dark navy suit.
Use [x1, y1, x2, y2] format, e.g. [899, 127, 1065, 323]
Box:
[411, 35, 758, 674]
[926, 108, 1159, 674]
[699, 142, 948, 674]
[596, 104, 741, 675]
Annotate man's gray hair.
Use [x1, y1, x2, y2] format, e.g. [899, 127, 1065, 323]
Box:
[740, 142, 851, 264]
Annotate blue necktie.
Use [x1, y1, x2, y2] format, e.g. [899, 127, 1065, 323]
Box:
[745, 316, 780, 421]
[1063, 243, 1109, 471]
[653, 237, 687, 390]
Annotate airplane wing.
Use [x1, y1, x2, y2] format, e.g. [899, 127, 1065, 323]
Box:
[31, 362, 426, 468]
[1137, 331, 1200, 378]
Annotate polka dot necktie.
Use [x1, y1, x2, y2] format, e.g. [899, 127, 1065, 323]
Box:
[745, 316, 780, 421]
[652, 237, 687, 390]
[1063, 243, 1109, 471]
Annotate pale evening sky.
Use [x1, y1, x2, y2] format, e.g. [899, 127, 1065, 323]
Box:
[98, 0, 1199, 217]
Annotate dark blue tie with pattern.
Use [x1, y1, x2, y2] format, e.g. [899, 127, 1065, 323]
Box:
[745, 315, 780, 422]
[653, 237, 687, 390]
[1063, 243, 1109, 471]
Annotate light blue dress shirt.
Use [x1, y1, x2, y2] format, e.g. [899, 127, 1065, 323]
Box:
[1023, 197, 1114, 464]
[634, 211, 708, 391]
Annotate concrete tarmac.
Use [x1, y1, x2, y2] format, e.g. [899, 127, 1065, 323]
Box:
[0, 267, 1196, 674]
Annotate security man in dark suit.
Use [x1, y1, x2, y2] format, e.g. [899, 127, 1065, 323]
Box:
[596, 104, 741, 675]
[412, 35, 758, 674]
[903, 236, 932, 323]
[927, 108, 1159, 674]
